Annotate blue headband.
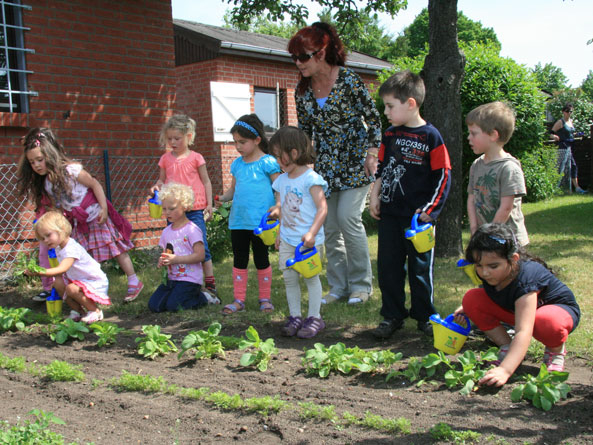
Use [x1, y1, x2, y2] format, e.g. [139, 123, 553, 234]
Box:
[234, 120, 259, 137]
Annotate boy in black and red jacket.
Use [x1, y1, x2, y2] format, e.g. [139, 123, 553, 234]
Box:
[369, 70, 451, 339]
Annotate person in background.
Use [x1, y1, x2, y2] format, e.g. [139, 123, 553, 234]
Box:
[551, 103, 586, 193]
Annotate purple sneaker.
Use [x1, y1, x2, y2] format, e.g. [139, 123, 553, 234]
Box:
[281, 316, 303, 337]
[296, 316, 325, 339]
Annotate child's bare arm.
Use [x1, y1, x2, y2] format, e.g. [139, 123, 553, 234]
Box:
[480, 292, 537, 387]
[216, 177, 236, 203]
[369, 178, 381, 220]
[198, 164, 213, 221]
[467, 194, 478, 234]
[28, 257, 74, 277]
[77, 169, 109, 224]
[160, 242, 205, 266]
[151, 168, 167, 193]
[491, 195, 515, 225]
[302, 185, 327, 248]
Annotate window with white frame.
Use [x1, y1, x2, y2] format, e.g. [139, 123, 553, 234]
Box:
[254, 86, 285, 136]
[0, 0, 35, 113]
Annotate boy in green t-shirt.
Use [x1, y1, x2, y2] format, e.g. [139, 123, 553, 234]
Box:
[466, 101, 529, 246]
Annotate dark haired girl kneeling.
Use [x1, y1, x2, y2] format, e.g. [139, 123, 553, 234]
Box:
[454, 223, 580, 386]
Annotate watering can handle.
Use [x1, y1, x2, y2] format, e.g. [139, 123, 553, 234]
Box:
[444, 314, 471, 335]
[260, 211, 271, 225]
[295, 241, 316, 256]
[411, 213, 419, 231]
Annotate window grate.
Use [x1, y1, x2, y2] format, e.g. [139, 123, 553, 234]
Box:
[0, 0, 36, 113]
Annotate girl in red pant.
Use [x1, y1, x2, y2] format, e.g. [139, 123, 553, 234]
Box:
[454, 223, 580, 387]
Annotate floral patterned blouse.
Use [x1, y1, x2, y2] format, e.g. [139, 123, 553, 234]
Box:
[295, 67, 382, 195]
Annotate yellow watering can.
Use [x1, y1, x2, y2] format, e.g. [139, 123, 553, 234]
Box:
[48, 248, 59, 268]
[148, 190, 162, 219]
[285, 242, 322, 278]
[456, 259, 482, 285]
[46, 288, 63, 317]
[253, 212, 279, 246]
[429, 313, 471, 355]
[405, 214, 435, 253]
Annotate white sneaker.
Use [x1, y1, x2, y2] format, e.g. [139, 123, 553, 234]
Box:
[203, 291, 220, 305]
[68, 310, 82, 322]
[81, 310, 103, 324]
[321, 293, 341, 305]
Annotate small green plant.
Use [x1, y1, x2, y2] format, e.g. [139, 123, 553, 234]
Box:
[177, 387, 210, 400]
[11, 253, 46, 280]
[135, 324, 178, 359]
[303, 342, 399, 378]
[342, 411, 411, 434]
[445, 348, 498, 395]
[90, 321, 125, 347]
[0, 306, 33, 333]
[110, 370, 167, 393]
[0, 409, 67, 444]
[204, 391, 244, 411]
[430, 422, 482, 443]
[42, 360, 85, 382]
[511, 364, 571, 411]
[238, 326, 278, 372]
[178, 322, 226, 360]
[298, 402, 339, 423]
[0, 352, 26, 373]
[303, 342, 359, 378]
[244, 395, 290, 416]
[49, 318, 89, 344]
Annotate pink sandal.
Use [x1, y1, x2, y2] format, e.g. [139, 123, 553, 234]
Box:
[124, 281, 144, 303]
[222, 299, 245, 315]
[259, 299, 274, 313]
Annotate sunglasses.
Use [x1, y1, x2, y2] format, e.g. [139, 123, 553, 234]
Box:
[291, 49, 320, 63]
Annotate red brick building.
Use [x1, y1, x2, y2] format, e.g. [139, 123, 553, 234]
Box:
[0, 5, 390, 276]
[0, 0, 176, 274]
[172, 21, 391, 193]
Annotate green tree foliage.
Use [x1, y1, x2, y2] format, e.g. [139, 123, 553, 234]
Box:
[393, 8, 501, 59]
[579, 70, 593, 102]
[316, 8, 397, 60]
[222, 0, 406, 35]
[223, 12, 300, 39]
[532, 62, 569, 92]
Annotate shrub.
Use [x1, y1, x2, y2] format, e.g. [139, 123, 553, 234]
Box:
[518, 145, 561, 202]
[206, 202, 232, 261]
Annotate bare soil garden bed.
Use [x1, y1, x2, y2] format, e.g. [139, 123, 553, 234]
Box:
[1, 288, 592, 444]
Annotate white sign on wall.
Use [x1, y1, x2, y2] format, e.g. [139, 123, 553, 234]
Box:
[210, 81, 251, 142]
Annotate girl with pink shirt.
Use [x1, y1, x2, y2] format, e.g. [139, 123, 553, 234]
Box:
[150, 115, 217, 297]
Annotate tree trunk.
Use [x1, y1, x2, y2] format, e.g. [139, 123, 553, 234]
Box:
[422, 0, 465, 257]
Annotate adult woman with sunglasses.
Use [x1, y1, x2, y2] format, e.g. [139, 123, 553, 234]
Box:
[551, 103, 586, 193]
[287, 22, 382, 305]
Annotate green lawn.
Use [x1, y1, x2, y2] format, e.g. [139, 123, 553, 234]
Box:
[107, 194, 593, 361]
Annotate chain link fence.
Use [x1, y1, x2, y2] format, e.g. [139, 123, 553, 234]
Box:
[0, 154, 166, 280]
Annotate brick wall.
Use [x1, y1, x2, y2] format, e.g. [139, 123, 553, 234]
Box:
[175, 54, 382, 194]
[0, 0, 177, 254]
